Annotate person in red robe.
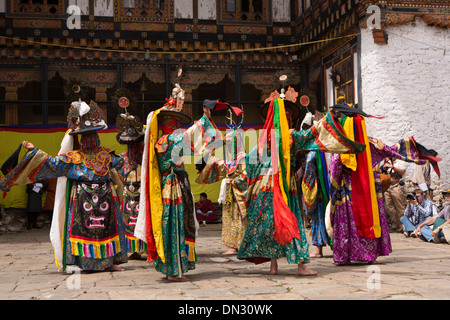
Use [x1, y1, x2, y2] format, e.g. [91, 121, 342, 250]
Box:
[195, 193, 217, 224]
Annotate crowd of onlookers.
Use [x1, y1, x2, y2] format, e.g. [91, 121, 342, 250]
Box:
[382, 159, 449, 244]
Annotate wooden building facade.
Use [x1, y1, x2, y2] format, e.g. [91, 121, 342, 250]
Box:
[0, 0, 448, 127]
[0, 0, 300, 126]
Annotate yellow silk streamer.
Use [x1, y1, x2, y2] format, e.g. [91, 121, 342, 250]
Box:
[340, 117, 357, 171]
[302, 177, 318, 212]
[148, 109, 165, 262]
[277, 99, 291, 203]
[360, 117, 381, 238]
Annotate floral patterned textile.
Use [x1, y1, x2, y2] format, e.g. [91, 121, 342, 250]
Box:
[330, 153, 392, 264]
[236, 110, 364, 266]
[120, 148, 147, 254]
[123, 181, 147, 254]
[144, 114, 219, 277]
[0, 146, 127, 271]
[302, 151, 330, 247]
[329, 140, 426, 264]
[196, 154, 248, 250]
[237, 146, 310, 264]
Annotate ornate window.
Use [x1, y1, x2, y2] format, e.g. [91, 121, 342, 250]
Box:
[219, 0, 271, 24]
[326, 55, 355, 107]
[114, 0, 174, 22]
[8, 0, 64, 16]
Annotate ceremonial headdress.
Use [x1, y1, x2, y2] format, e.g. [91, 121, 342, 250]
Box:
[202, 99, 244, 118]
[115, 112, 145, 144]
[158, 87, 192, 125]
[261, 86, 308, 127]
[67, 100, 107, 135]
[113, 92, 145, 144]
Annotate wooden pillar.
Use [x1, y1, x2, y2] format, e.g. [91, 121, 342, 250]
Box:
[164, 58, 171, 98]
[235, 60, 241, 107]
[42, 58, 48, 125]
[183, 88, 193, 120]
[88, 0, 95, 29]
[117, 59, 123, 89]
[193, 0, 198, 32]
[95, 86, 108, 120]
[5, 86, 18, 125]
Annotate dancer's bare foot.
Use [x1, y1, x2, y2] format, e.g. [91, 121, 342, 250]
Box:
[268, 258, 278, 275]
[128, 252, 142, 260]
[222, 248, 238, 255]
[166, 275, 190, 282]
[298, 263, 318, 276]
[333, 259, 351, 265]
[106, 265, 125, 272]
[310, 246, 323, 258]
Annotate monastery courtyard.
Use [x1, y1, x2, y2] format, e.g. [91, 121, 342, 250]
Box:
[0, 222, 448, 302]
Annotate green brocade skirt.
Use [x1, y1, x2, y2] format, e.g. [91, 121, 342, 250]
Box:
[154, 170, 196, 276]
[237, 184, 310, 265]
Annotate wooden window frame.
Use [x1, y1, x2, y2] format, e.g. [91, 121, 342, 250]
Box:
[218, 0, 272, 25]
[113, 0, 174, 22]
[7, 0, 66, 17]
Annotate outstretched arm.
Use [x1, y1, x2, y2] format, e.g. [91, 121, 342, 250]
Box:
[291, 111, 366, 156]
[0, 141, 72, 192]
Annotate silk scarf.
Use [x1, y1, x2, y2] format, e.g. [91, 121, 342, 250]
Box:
[267, 98, 301, 246]
[350, 115, 380, 238]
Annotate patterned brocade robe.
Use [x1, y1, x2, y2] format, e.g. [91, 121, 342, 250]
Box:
[0, 145, 127, 271]
[136, 113, 220, 278]
[195, 153, 249, 251]
[120, 150, 147, 255]
[329, 135, 426, 264]
[302, 151, 331, 248]
[237, 111, 365, 265]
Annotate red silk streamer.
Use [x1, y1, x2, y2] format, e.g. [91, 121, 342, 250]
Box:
[144, 135, 158, 262]
[163, 98, 177, 107]
[257, 100, 274, 156]
[273, 173, 301, 245]
[350, 115, 375, 238]
[260, 100, 300, 246]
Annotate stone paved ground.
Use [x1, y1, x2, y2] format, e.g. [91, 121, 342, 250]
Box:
[0, 223, 449, 301]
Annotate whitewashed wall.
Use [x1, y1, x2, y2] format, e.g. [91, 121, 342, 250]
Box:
[198, 0, 216, 20]
[273, 0, 290, 22]
[175, 0, 193, 19]
[173, 1, 291, 21]
[0, 0, 5, 13]
[68, 0, 89, 15]
[94, 0, 113, 17]
[360, 18, 450, 191]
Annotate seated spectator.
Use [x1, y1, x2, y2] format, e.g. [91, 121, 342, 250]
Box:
[400, 189, 438, 238]
[414, 189, 450, 243]
[384, 172, 407, 233]
[195, 192, 217, 225]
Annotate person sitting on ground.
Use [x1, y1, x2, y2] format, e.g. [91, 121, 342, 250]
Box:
[401, 189, 438, 238]
[414, 189, 450, 243]
[195, 192, 217, 225]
